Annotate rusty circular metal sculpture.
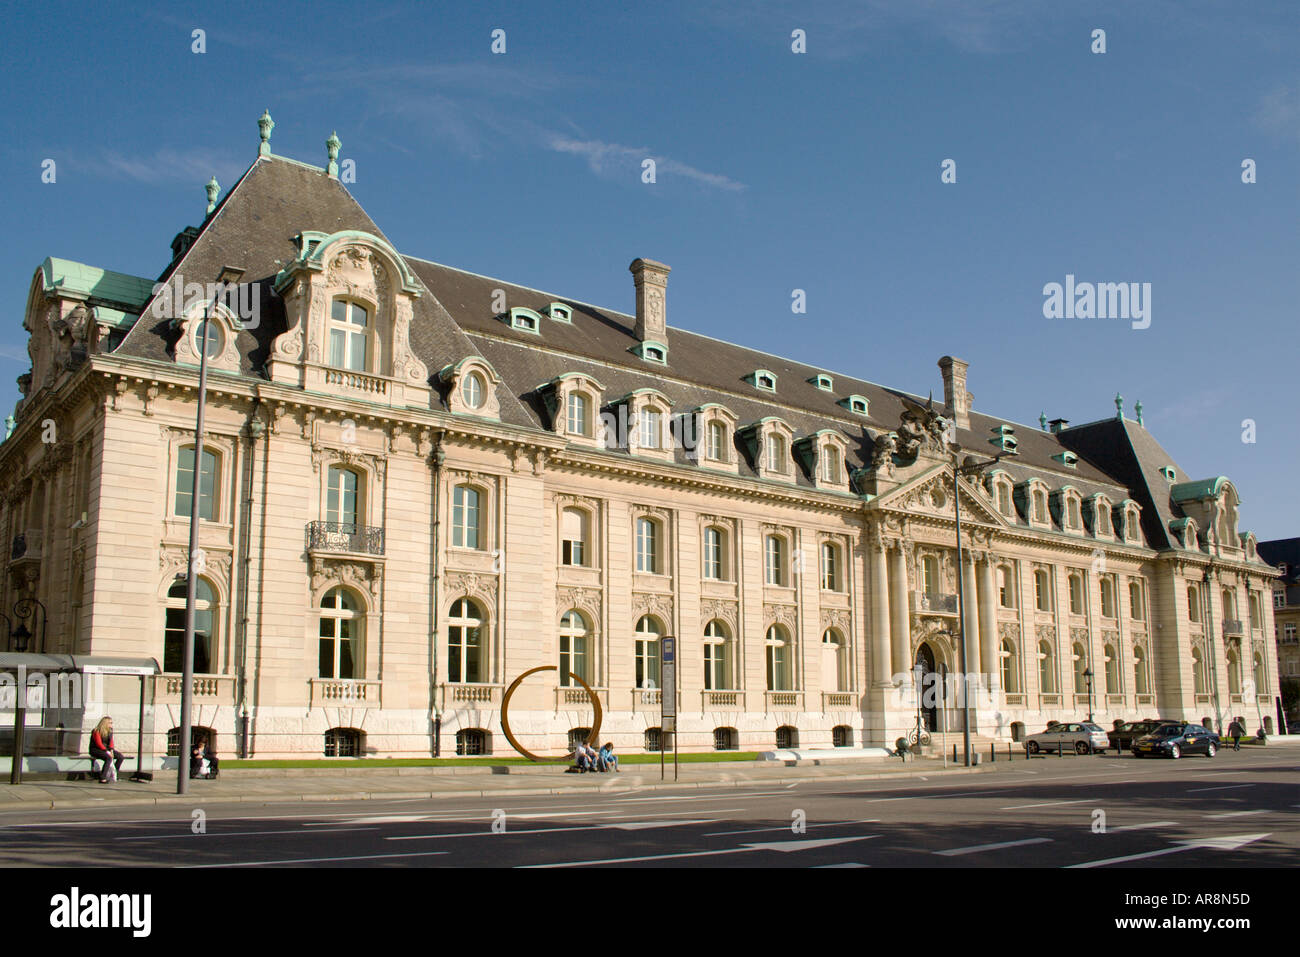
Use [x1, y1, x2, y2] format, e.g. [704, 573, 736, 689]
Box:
[499, 665, 603, 762]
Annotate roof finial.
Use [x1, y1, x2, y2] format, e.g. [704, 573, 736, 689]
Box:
[1114, 392, 1124, 420]
[4, 415, 14, 440]
[258, 110, 274, 156]
[205, 177, 220, 215]
[1038, 411, 1048, 431]
[1134, 400, 1143, 426]
[326, 130, 341, 178]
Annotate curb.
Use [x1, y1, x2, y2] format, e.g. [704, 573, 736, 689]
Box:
[2, 763, 995, 812]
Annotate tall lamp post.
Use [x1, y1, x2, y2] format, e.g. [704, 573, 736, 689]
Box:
[947, 446, 1015, 768]
[7, 597, 46, 785]
[1083, 667, 1094, 723]
[177, 267, 243, 796]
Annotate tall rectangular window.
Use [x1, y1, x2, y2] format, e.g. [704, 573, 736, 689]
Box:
[561, 508, 587, 567]
[703, 527, 723, 580]
[639, 410, 661, 449]
[821, 542, 838, 591]
[329, 300, 369, 372]
[822, 446, 839, 483]
[451, 485, 481, 549]
[566, 392, 588, 436]
[708, 422, 725, 461]
[765, 535, 784, 586]
[175, 446, 217, 521]
[766, 434, 785, 472]
[636, 518, 657, 573]
[326, 466, 359, 532]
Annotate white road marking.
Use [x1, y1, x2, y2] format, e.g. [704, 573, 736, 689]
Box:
[999, 799, 1090, 810]
[815, 862, 870, 867]
[1188, 784, 1254, 793]
[116, 826, 379, 841]
[704, 819, 879, 838]
[1068, 833, 1271, 868]
[1204, 810, 1267, 819]
[934, 837, 1053, 857]
[523, 835, 879, 868]
[1111, 821, 1178, 832]
[186, 850, 450, 867]
[387, 819, 717, 841]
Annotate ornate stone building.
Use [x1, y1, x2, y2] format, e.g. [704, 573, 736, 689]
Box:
[0, 121, 1282, 758]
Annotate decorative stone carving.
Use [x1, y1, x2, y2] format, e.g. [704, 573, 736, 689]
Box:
[1035, 623, 1057, 643]
[444, 571, 498, 609]
[1069, 626, 1088, 645]
[871, 431, 897, 476]
[820, 608, 851, 632]
[159, 544, 232, 588]
[633, 592, 674, 623]
[763, 602, 798, 629]
[700, 599, 738, 629]
[311, 555, 383, 604]
[557, 586, 602, 623]
[998, 621, 1021, 642]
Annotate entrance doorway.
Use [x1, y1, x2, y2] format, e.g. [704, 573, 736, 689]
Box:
[916, 643, 938, 732]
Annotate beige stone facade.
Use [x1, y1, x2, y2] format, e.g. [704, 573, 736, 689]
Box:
[1, 145, 1282, 759]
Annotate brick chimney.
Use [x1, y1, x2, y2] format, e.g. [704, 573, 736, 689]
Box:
[629, 258, 670, 345]
[938, 356, 971, 431]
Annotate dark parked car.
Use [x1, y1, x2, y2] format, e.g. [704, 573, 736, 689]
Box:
[1107, 719, 1166, 752]
[1131, 722, 1220, 759]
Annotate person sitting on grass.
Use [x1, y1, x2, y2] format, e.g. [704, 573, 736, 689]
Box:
[598, 742, 619, 773]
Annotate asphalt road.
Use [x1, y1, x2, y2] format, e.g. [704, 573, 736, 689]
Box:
[2, 750, 1296, 868]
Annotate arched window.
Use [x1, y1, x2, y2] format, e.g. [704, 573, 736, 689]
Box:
[704, 620, 730, 690]
[456, 728, 489, 756]
[1129, 581, 1145, 620]
[832, 726, 852, 748]
[645, 727, 663, 752]
[1133, 646, 1150, 695]
[567, 728, 592, 751]
[167, 725, 216, 757]
[447, 598, 484, 683]
[319, 586, 363, 679]
[164, 578, 216, 674]
[326, 465, 361, 533]
[923, 556, 940, 596]
[1001, 639, 1019, 693]
[707, 421, 727, 462]
[766, 624, 791, 691]
[1072, 642, 1088, 693]
[329, 299, 370, 372]
[1067, 497, 1081, 529]
[1068, 573, 1084, 615]
[766, 433, 787, 472]
[775, 725, 798, 750]
[1249, 593, 1261, 630]
[1103, 644, 1119, 694]
[1253, 652, 1264, 692]
[1226, 644, 1241, 695]
[1035, 569, 1052, 612]
[635, 616, 662, 689]
[1221, 588, 1237, 622]
[1033, 490, 1047, 523]
[765, 535, 786, 586]
[822, 628, 845, 692]
[703, 526, 725, 580]
[1038, 640, 1056, 694]
[324, 727, 363, 757]
[194, 318, 222, 359]
[463, 372, 486, 411]
[174, 445, 218, 521]
[639, 408, 662, 450]
[1187, 583, 1201, 623]
[821, 445, 840, 483]
[821, 542, 840, 591]
[1097, 503, 1111, 535]
[636, 518, 659, 573]
[566, 391, 589, 436]
[997, 484, 1012, 517]
[1100, 578, 1116, 618]
[561, 508, 589, 567]
[1192, 648, 1207, 695]
[713, 727, 738, 751]
[998, 566, 1014, 608]
[451, 485, 481, 549]
[559, 610, 589, 685]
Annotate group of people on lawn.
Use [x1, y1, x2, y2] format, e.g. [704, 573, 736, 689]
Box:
[573, 741, 619, 772]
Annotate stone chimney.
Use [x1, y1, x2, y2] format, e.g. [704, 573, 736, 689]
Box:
[938, 356, 971, 431]
[1049, 418, 1069, 434]
[629, 258, 670, 345]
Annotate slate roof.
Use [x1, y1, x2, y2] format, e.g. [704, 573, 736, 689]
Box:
[1258, 539, 1300, 584]
[97, 152, 1246, 551]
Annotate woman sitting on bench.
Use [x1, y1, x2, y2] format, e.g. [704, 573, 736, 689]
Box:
[89, 716, 127, 783]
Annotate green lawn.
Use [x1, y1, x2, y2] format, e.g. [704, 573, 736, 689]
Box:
[222, 751, 761, 769]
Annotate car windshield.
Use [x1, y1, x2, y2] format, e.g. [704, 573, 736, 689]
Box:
[1082, 723, 1103, 731]
[1154, 724, 1182, 736]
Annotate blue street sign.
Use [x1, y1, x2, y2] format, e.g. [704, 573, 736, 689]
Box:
[661, 637, 675, 663]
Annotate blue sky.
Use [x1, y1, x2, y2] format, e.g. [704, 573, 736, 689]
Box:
[2, 0, 1297, 534]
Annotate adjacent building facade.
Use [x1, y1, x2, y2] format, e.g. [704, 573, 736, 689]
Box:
[1257, 538, 1299, 729]
[0, 123, 1283, 759]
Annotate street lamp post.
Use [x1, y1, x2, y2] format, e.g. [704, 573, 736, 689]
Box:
[7, 598, 45, 786]
[1084, 667, 1094, 723]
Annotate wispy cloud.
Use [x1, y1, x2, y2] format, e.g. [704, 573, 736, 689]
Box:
[95, 148, 245, 186]
[547, 136, 747, 192]
[0, 344, 30, 363]
[1254, 82, 1300, 140]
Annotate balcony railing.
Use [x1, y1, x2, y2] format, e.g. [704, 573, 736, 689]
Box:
[444, 683, 501, 706]
[764, 690, 803, 711]
[324, 368, 389, 396]
[310, 678, 381, 707]
[1041, 694, 1061, 706]
[1004, 694, 1024, 706]
[1222, 619, 1245, 637]
[912, 591, 959, 616]
[701, 690, 742, 710]
[10, 529, 42, 563]
[157, 673, 236, 705]
[1106, 694, 1125, 705]
[306, 521, 385, 556]
[1136, 694, 1154, 705]
[822, 692, 855, 711]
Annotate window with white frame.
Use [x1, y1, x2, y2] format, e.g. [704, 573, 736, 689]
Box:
[326, 465, 361, 533]
[1096, 502, 1111, 536]
[766, 624, 791, 690]
[704, 620, 730, 690]
[636, 518, 659, 574]
[1068, 573, 1084, 615]
[1248, 593, 1261, 630]
[463, 372, 486, 410]
[1130, 581, 1146, 621]
[319, 586, 363, 679]
[923, 555, 940, 597]
[703, 526, 726, 580]
[765, 535, 786, 586]
[1276, 590, 1287, 610]
[566, 392, 590, 437]
[1067, 497, 1081, 530]
[822, 628, 846, 691]
[1038, 640, 1056, 694]
[766, 433, 787, 473]
[997, 484, 1012, 518]
[821, 541, 841, 591]
[1033, 490, 1048, 524]
[707, 421, 727, 462]
[1133, 646, 1150, 695]
[639, 409, 662, 450]
[559, 610, 589, 685]
[447, 597, 485, 683]
[998, 566, 1014, 607]
[451, 485, 481, 549]
[328, 299, 370, 372]
[1103, 643, 1119, 694]
[175, 445, 219, 521]
[561, 507, 589, 567]
[1100, 578, 1116, 619]
[635, 616, 662, 689]
[1035, 568, 1053, 612]
[821, 445, 840, 483]
[1001, 639, 1019, 693]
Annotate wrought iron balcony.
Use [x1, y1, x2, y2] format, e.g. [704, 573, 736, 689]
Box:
[1222, 619, 1244, 637]
[10, 529, 41, 564]
[912, 591, 959, 615]
[306, 521, 385, 556]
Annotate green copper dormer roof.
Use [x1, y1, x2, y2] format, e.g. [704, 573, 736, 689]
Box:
[40, 258, 155, 312]
[1171, 477, 1231, 503]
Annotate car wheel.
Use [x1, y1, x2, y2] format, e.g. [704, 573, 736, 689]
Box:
[1169, 744, 1181, 759]
[1075, 741, 1090, 755]
[1206, 742, 1216, 758]
[1027, 741, 1040, 755]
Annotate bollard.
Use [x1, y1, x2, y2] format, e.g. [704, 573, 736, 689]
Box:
[1008, 742, 1012, 761]
[1058, 734, 1064, 758]
[952, 744, 957, 763]
[990, 742, 995, 762]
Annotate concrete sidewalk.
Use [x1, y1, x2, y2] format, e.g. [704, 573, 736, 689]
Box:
[0, 757, 993, 812]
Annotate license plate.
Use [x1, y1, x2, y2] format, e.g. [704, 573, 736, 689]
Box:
[1138, 745, 1152, 751]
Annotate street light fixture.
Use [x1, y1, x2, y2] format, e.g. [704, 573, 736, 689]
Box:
[7, 597, 46, 785]
[1083, 667, 1094, 722]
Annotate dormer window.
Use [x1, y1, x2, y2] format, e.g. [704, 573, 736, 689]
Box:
[767, 433, 787, 471]
[329, 300, 370, 372]
[463, 372, 485, 410]
[1160, 466, 1176, 482]
[632, 340, 668, 364]
[546, 302, 572, 323]
[839, 395, 870, 417]
[1052, 451, 1078, 468]
[1033, 490, 1047, 524]
[567, 392, 590, 436]
[543, 372, 606, 446]
[989, 425, 1018, 454]
[822, 445, 840, 483]
[441, 357, 503, 420]
[1067, 497, 1081, 529]
[693, 403, 739, 473]
[749, 370, 778, 392]
[508, 307, 542, 334]
[707, 421, 727, 461]
[621, 388, 674, 461]
[810, 374, 833, 392]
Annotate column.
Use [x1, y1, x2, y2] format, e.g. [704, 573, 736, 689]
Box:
[978, 555, 998, 691]
[889, 544, 910, 677]
[960, 550, 980, 677]
[869, 536, 890, 686]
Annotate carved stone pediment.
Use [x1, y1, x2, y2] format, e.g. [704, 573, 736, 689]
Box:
[311, 555, 383, 604]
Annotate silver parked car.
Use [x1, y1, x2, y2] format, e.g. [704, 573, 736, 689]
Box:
[1024, 722, 1109, 755]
